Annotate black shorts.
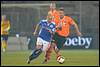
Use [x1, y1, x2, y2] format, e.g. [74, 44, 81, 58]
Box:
[52, 33, 66, 49]
[1, 35, 8, 41]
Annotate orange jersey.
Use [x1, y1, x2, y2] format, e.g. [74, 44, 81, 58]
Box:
[48, 9, 60, 26]
[1, 20, 10, 35]
[56, 16, 75, 37]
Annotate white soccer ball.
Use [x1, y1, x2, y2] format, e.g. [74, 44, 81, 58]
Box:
[57, 56, 65, 64]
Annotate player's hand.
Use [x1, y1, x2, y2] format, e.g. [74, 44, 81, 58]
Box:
[46, 28, 52, 34]
[77, 32, 82, 36]
[33, 32, 37, 36]
[56, 25, 62, 30]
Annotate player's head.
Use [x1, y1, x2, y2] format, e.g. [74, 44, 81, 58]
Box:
[59, 7, 65, 19]
[47, 12, 53, 22]
[2, 15, 6, 21]
[50, 3, 56, 10]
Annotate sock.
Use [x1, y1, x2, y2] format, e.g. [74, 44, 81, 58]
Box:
[29, 48, 42, 61]
[2, 41, 7, 50]
[53, 46, 61, 59]
[56, 52, 61, 59]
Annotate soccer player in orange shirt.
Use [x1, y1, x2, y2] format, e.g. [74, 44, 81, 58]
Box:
[55, 7, 82, 48]
[43, 7, 82, 63]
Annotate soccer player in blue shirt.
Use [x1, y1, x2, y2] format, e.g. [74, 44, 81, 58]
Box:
[27, 12, 56, 64]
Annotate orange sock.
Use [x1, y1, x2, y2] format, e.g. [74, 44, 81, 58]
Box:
[53, 46, 61, 59]
[56, 52, 61, 59]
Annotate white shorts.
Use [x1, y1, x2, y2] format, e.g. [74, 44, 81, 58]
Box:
[36, 37, 50, 51]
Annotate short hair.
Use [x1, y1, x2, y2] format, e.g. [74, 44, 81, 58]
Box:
[59, 7, 64, 11]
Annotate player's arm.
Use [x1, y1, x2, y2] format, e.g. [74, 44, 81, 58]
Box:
[4, 21, 10, 31]
[33, 24, 39, 35]
[56, 24, 62, 30]
[69, 17, 82, 36]
[33, 20, 43, 35]
[73, 23, 82, 36]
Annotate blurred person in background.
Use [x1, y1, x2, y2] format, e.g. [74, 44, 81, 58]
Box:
[1, 15, 10, 52]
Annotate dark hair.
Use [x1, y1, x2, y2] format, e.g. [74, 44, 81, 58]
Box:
[59, 7, 64, 11]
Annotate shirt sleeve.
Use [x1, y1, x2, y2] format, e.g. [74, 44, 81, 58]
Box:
[38, 20, 42, 26]
[68, 16, 75, 25]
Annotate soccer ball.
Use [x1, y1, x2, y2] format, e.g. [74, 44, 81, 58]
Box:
[57, 56, 65, 64]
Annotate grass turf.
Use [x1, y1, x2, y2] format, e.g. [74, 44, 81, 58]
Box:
[1, 49, 99, 66]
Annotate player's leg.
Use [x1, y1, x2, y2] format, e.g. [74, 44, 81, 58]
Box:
[1, 35, 8, 52]
[5, 35, 8, 49]
[27, 47, 42, 64]
[54, 34, 66, 59]
[1, 35, 5, 52]
[48, 33, 62, 59]
[45, 44, 52, 61]
[45, 33, 66, 61]
[52, 42, 61, 59]
[43, 42, 61, 63]
[43, 33, 61, 62]
[44, 41, 60, 62]
[27, 37, 43, 64]
[41, 41, 51, 64]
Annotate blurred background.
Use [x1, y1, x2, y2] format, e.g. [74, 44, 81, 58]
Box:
[1, 1, 99, 51]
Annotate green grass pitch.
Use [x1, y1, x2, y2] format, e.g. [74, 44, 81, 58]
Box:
[1, 50, 99, 66]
